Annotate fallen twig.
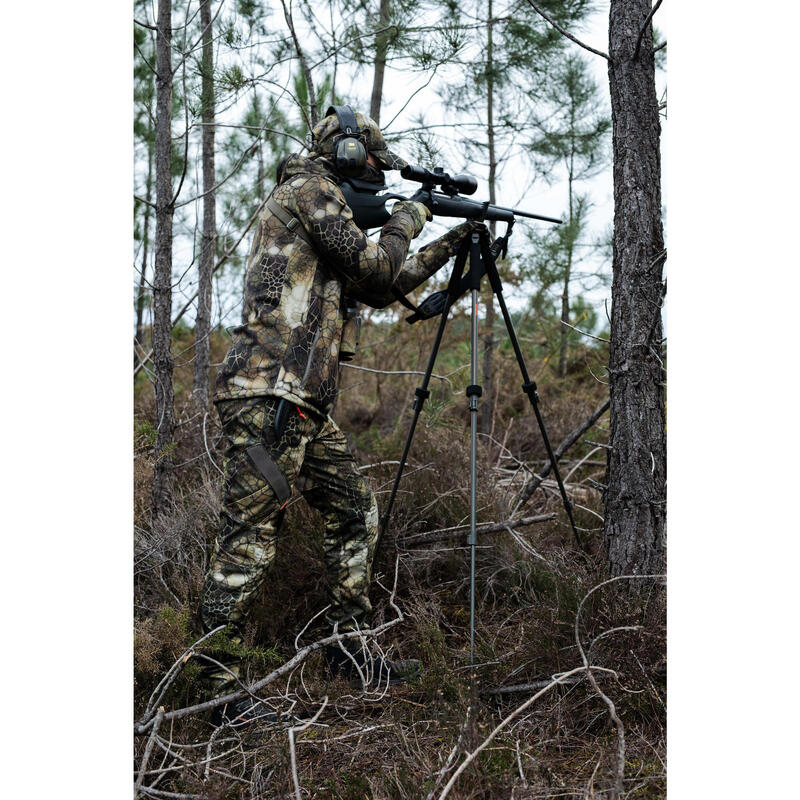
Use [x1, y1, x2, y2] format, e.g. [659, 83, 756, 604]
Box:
[437, 667, 587, 799]
[141, 626, 225, 723]
[402, 514, 555, 547]
[424, 705, 472, 800]
[289, 697, 329, 800]
[482, 676, 583, 696]
[136, 560, 405, 733]
[135, 707, 165, 797]
[135, 616, 402, 733]
[513, 399, 610, 514]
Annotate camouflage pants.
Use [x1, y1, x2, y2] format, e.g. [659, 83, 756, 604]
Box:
[199, 395, 379, 689]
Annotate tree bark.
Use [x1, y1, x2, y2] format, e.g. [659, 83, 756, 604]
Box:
[604, 0, 666, 576]
[193, 0, 216, 411]
[135, 146, 153, 370]
[369, 0, 391, 124]
[152, 0, 175, 521]
[481, 0, 496, 436]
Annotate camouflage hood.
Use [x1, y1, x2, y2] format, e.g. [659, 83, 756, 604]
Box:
[278, 152, 339, 185]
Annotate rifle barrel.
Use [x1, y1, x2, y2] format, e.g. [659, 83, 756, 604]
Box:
[494, 205, 563, 224]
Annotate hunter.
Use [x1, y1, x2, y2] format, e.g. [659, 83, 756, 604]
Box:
[200, 105, 484, 724]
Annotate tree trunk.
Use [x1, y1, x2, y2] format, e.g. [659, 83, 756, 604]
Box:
[256, 141, 265, 203]
[369, 0, 391, 123]
[558, 172, 574, 379]
[193, 0, 216, 411]
[135, 147, 153, 370]
[152, 0, 175, 521]
[281, 0, 318, 124]
[480, 0, 496, 436]
[604, 0, 666, 577]
[557, 264, 571, 378]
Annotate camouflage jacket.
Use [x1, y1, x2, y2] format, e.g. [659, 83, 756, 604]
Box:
[215, 154, 475, 414]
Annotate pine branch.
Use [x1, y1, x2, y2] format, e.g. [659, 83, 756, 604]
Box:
[135, 18, 158, 31]
[522, 0, 609, 60]
[633, 0, 664, 61]
[514, 399, 611, 511]
[134, 41, 158, 76]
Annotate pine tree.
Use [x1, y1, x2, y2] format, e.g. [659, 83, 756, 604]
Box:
[521, 0, 666, 582]
[134, 14, 156, 370]
[192, 0, 217, 411]
[438, 0, 593, 431]
[604, 0, 666, 578]
[526, 53, 610, 377]
[152, 0, 176, 520]
[370, 0, 392, 122]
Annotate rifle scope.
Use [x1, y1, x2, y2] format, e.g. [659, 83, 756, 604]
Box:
[401, 165, 478, 196]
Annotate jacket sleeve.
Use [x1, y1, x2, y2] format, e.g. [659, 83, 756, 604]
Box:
[347, 222, 478, 309]
[290, 174, 420, 295]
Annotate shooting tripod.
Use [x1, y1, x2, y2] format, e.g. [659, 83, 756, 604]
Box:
[377, 224, 582, 665]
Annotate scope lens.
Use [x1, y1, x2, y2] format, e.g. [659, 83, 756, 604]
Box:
[453, 174, 478, 195]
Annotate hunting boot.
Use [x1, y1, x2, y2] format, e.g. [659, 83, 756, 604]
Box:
[323, 642, 422, 687]
[210, 696, 286, 728]
[199, 650, 290, 727]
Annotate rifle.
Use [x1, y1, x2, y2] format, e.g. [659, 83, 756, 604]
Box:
[339, 165, 562, 230]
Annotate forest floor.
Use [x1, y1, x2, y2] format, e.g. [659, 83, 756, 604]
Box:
[134, 315, 665, 799]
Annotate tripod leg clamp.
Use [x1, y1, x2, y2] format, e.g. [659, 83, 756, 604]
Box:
[466, 384, 482, 411]
[412, 387, 431, 410]
[522, 381, 539, 402]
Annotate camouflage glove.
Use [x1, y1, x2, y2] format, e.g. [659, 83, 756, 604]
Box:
[391, 200, 432, 239]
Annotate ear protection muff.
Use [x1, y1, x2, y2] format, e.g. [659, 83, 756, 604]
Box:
[326, 104, 368, 177]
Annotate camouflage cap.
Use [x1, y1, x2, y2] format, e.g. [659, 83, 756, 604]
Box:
[309, 110, 408, 171]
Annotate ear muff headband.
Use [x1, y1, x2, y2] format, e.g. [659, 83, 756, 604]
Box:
[326, 104, 368, 177]
[327, 104, 359, 136]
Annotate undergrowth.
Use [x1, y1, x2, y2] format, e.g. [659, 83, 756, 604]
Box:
[133, 322, 665, 799]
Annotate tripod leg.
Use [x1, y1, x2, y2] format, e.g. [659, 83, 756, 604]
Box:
[466, 233, 483, 666]
[480, 235, 585, 551]
[376, 242, 470, 556]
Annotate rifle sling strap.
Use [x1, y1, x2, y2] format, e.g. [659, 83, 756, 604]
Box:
[266, 196, 316, 252]
[391, 288, 419, 314]
[246, 444, 291, 507]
